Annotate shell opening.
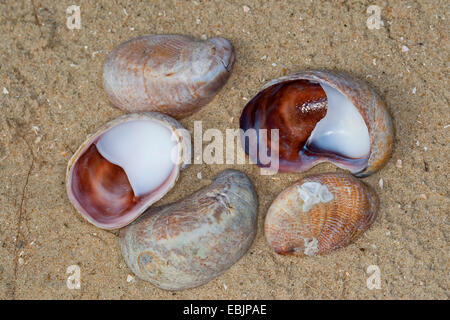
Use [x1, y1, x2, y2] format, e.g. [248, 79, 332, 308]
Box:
[240, 79, 371, 173]
[69, 119, 180, 228]
[306, 83, 370, 159]
[96, 120, 177, 197]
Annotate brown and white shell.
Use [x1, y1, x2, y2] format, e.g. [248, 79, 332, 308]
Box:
[119, 169, 258, 290]
[265, 172, 378, 256]
[66, 112, 191, 230]
[240, 70, 394, 177]
[103, 34, 235, 119]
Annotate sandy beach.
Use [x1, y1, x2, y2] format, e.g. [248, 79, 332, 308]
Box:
[0, 0, 448, 299]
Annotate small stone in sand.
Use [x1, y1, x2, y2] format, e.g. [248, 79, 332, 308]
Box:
[243, 5, 250, 13]
[378, 178, 384, 189]
[197, 172, 202, 179]
[396, 159, 403, 168]
[402, 45, 410, 52]
[3, 87, 9, 94]
[127, 274, 136, 283]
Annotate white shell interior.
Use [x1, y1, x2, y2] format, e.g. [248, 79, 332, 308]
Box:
[297, 181, 334, 212]
[96, 120, 177, 197]
[306, 83, 370, 158]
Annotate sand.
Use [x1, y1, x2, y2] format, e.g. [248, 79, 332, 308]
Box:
[0, 0, 448, 299]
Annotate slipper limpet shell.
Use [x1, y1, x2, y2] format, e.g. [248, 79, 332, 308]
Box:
[103, 34, 235, 119]
[66, 112, 190, 230]
[240, 70, 394, 177]
[119, 169, 258, 290]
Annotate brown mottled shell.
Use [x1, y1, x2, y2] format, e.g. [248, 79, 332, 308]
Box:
[119, 169, 258, 290]
[103, 34, 235, 119]
[66, 112, 191, 230]
[265, 173, 378, 256]
[240, 70, 394, 177]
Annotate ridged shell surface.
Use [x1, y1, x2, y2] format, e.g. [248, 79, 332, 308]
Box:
[119, 169, 258, 290]
[265, 173, 378, 256]
[103, 34, 235, 118]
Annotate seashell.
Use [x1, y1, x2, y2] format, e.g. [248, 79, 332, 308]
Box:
[66, 112, 191, 230]
[103, 34, 235, 119]
[119, 169, 258, 290]
[240, 70, 394, 177]
[265, 172, 378, 256]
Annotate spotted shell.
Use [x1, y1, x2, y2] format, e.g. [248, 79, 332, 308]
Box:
[119, 169, 258, 290]
[103, 34, 235, 119]
[265, 172, 378, 256]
